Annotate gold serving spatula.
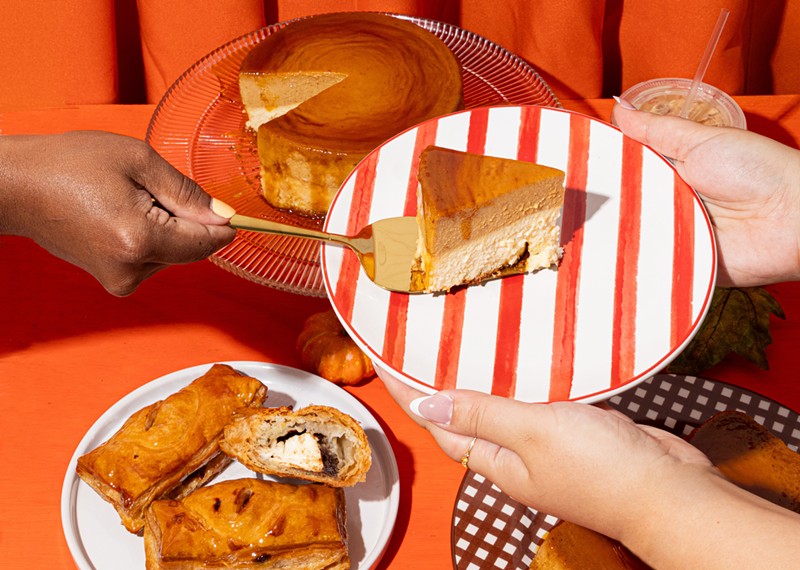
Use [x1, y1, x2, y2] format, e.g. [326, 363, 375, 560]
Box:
[229, 213, 423, 293]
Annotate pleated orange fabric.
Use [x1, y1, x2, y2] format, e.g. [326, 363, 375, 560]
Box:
[135, 0, 266, 103]
[615, 1, 748, 99]
[460, 0, 606, 99]
[769, 0, 800, 95]
[272, 0, 458, 22]
[1, 1, 798, 109]
[0, 0, 117, 109]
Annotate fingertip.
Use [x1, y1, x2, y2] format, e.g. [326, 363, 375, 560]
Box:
[408, 396, 424, 417]
[610, 97, 643, 134]
[208, 224, 237, 250]
[409, 393, 453, 424]
[611, 97, 643, 130]
[210, 198, 236, 220]
[612, 95, 637, 111]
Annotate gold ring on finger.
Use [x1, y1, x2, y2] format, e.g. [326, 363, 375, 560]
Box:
[460, 436, 478, 469]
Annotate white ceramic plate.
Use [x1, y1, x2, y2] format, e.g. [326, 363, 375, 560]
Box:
[61, 362, 399, 569]
[322, 106, 717, 403]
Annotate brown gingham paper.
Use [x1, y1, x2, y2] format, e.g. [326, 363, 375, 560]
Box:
[452, 374, 800, 569]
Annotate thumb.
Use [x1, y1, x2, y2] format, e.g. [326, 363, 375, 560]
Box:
[611, 101, 719, 163]
[410, 390, 534, 484]
[410, 389, 552, 454]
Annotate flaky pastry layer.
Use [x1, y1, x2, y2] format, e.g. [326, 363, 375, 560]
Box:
[76, 364, 267, 533]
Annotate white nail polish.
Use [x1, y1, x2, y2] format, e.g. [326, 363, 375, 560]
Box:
[612, 95, 637, 110]
[408, 393, 453, 424]
[409, 396, 427, 417]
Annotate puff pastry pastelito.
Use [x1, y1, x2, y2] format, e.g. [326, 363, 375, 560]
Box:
[76, 363, 268, 534]
[221, 406, 371, 487]
[144, 478, 349, 569]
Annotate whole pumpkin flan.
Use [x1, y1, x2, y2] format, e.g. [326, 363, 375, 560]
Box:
[239, 13, 464, 217]
[414, 146, 566, 292]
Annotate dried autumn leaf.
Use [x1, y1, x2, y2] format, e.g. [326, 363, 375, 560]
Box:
[667, 287, 785, 375]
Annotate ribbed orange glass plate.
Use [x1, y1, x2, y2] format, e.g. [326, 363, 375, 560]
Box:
[147, 14, 560, 297]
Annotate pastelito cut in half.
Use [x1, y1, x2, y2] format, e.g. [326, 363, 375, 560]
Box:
[221, 405, 371, 487]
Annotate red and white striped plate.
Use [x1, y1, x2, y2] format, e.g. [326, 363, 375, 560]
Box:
[321, 106, 717, 403]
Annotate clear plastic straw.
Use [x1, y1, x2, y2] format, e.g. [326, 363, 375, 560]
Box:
[679, 8, 730, 119]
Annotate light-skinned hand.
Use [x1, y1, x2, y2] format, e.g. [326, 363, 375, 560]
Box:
[613, 101, 800, 287]
[379, 368, 710, 541]
[380, 369, 800, 569]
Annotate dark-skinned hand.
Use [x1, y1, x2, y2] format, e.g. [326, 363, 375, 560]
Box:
[0, 131, 236, 295]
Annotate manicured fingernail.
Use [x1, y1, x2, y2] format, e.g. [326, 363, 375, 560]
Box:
[409, 394, 453, 424]
[210, 198, 236, 219]
[613, 95, 637, 110]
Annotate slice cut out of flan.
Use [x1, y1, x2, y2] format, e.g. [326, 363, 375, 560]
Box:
[238, 13, 463, 217]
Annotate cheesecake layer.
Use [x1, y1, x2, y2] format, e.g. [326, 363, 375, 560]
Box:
[415, 146, 565, 292]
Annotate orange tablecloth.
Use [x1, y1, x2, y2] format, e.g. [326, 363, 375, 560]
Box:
[1, 95, 799, 569]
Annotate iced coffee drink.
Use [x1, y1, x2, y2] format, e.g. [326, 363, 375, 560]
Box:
[620, 78, 746, 129]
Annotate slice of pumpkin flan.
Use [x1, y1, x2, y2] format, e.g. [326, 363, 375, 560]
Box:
[414, 146, 565, 292]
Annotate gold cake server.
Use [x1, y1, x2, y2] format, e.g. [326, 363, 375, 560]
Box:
[229, 213, 423, 293]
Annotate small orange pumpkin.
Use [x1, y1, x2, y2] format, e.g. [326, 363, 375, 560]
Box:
[296, 310, 375, 385]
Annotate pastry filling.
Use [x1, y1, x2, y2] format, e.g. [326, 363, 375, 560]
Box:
[261, 429, 341, 475]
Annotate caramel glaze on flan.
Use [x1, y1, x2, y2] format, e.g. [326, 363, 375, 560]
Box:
[689, 410, 800, 512]
[413, 146, 565, 292]
[530, 522, 650, 570]
[239, 13, 464, 217]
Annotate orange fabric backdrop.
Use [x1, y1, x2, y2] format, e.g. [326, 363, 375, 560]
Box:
[0, 0, 118, 108]
[136, 0, 266, 103]
[1, 0, 798, 109]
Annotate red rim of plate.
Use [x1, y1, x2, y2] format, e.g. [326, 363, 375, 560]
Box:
[321, 105, 717, 403]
